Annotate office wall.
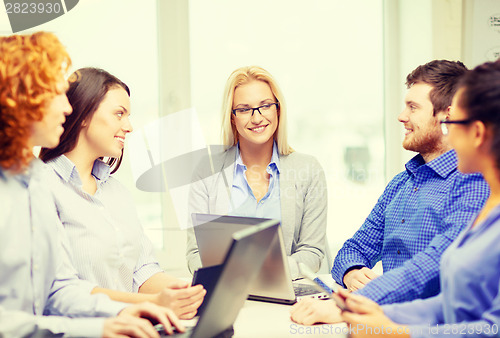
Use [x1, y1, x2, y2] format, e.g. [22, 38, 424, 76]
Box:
[0, 0, 165, 250]
[1, 0, 491, 276]
[184, 0, 386, 269]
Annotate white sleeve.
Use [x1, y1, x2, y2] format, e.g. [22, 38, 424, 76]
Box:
[44, 217, 127, 318]
[0, 306, 106, 338]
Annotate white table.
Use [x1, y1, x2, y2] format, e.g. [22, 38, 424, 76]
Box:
[180, 275, 348, 337]
[233, 299, 348, 337]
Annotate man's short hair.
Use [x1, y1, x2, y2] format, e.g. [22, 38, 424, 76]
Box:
[406, 60, 468, 115]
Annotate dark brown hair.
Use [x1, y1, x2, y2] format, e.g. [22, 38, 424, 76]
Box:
[458, 59, 500, 169]
[406, 60, 468, 115]
[0, 32, 70, 171]
[40, 67, 130, 174]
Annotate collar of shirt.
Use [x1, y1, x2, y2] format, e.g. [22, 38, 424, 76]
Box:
[234, 142, 281, 175]
[405, 149, 457, 179]
[48, 155, 111, 188]
[0, 158, 47, 188]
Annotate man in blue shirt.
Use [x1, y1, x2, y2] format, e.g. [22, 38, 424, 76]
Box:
[290, 60, 490, 325]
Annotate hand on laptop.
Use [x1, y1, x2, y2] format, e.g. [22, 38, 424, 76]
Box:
[155, 280, 206, 319]
[343, 267, 379, 292]
[339, 289, 409, 338]
[290, 298, 342, 325]
[104, 302, 184, 337]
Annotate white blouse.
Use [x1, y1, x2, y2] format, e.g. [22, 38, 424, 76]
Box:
[47, 155, 162, 292]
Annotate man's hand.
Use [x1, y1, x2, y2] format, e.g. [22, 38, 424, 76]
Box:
[343, 267, 379, 292]
[339, 289, 409, 338]
[116, 302, 184, 336]
[290, 298, 342, 325]
[155, 284, 206, 320]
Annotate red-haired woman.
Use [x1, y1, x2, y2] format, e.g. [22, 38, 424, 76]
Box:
[0, 32, 182, 337]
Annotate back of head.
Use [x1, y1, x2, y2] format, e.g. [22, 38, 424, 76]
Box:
[221, 65, 293, 155]
[39, 67, 130, 173]
[458, 59, 500, 169]
[406, 60, 468, 115]
[0, 32, 70, 172]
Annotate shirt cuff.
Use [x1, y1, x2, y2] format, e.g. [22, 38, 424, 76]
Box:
[64, 317, 106, 337]
[76, 278, 99, 295]
[102, 300, 129, 317]
[336, 262, 366, 287]
[287, 256, 300, 280]
[36, 316, 107, 337]
[133, 263, 164, 292]
[382, 304, 398, 321]
[188, 254, 203, 275]
[91, 293, 129, 317]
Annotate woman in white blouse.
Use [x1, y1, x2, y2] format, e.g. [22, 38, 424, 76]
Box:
[186, 66, 328, 279]
[40, 67, 205, 319]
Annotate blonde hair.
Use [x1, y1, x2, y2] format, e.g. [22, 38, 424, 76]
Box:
[221, 66, 293, 155]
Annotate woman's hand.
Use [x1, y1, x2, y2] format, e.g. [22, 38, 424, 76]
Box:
[290, 298, 342, 325]
[154, 282, 206, 320]
[103, 315, 159, 338]
[338, 289, 409, 337]
[106, 302, 184, 337]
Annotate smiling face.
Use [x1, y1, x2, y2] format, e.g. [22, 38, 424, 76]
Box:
[30, 80, 72, 148]
[80, 86, 132, 159]
[232, 80, 279, 149]
[398, 83, 448, 159]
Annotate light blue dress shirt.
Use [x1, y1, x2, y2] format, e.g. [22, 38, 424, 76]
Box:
[47, 155, 163, 292]
[332, 150, 489, 304]
[229, 143, 281, 221]
[0, 159, 126, 337]
[383, 204, 500, 337]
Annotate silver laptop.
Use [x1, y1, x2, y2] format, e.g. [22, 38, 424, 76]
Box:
[160, 220, 279, 337]
[193, 213, 326, 305]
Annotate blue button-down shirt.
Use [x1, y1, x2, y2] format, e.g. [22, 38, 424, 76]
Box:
[228, 143, 281, 221]
[47, 155, 163, 293]
[383, 204, 500, 337]
[0, 159, 125, 337]
[331, 150, 489, 304]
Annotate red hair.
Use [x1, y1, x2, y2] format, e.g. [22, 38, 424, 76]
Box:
[0, 32, 71, 172]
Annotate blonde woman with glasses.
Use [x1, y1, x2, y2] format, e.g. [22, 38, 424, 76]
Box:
[186, 66, 328, 279]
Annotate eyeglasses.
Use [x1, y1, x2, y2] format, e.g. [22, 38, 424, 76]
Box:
[232, 102, 279, 117]
[440, 118, 474, 135]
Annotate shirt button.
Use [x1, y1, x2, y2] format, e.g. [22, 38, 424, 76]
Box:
[401, 219, 405, 223]
[33, 264, 39, 271]
[414, 187, 418, 192]
[397, 250, 401, 255]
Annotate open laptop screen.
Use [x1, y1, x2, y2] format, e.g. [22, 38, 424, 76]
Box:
[191, 220, 279, 338]
[193, 214, 298, 304]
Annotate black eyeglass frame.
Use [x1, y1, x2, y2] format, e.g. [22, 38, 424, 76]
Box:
[440, 118, 474, 135]
[232, 102, 280, 117]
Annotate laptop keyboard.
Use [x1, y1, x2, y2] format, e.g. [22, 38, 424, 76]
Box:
[293, 283, 323, 296]
[156, 324, 193, 337]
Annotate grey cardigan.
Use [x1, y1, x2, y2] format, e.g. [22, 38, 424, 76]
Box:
[186, 146, 327, 279]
